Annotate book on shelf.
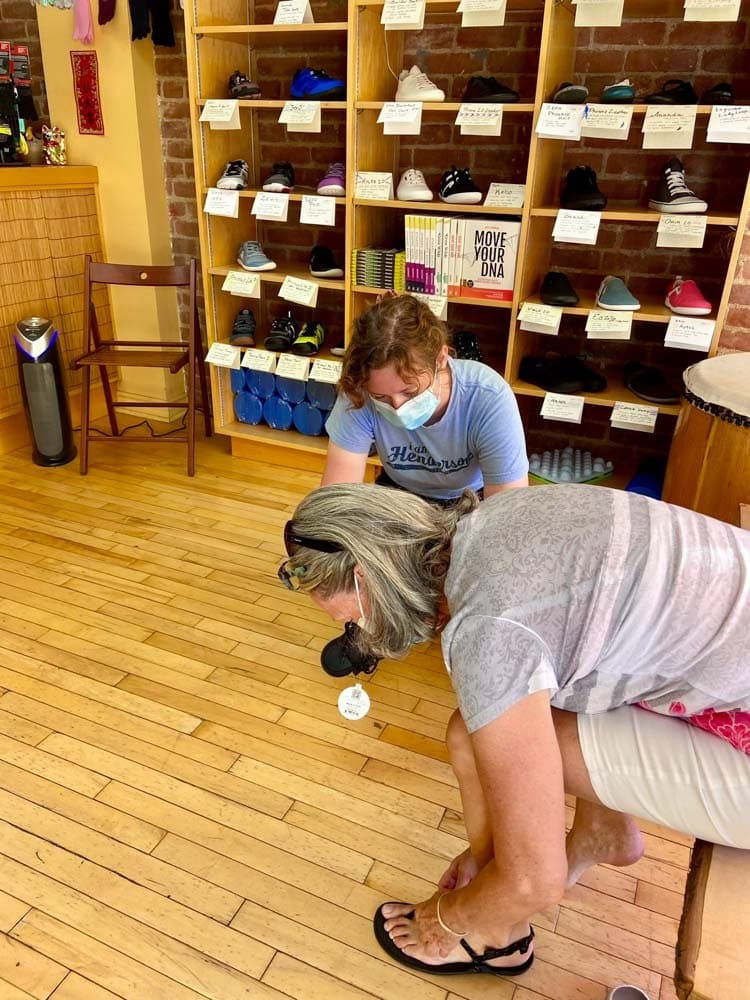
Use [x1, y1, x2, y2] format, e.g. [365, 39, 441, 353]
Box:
[459, 219, 521, 301]
[351, 248, 407, 291]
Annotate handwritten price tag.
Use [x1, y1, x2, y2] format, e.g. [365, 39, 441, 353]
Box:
[251, 192, 289, 222]
[300, 195, 337, 227]
[354, 171, 394, 200]
[552, 209, 601, 246]
[455, 104, 503, 136]
[585, 309, 633, 339]
[377, 102, 423, 135]
[656, 215, 707, 249]
[221, 272, 260, 298]
[241, 348, 277, 372]
[279, 275, 319, 307]
[536, 103, 584, 140]
[381, 0, 425, 29]
[484, 183, 525, 209]
[518, 301, 563, 334]
[205, 343, 241, 369]
[541, 392, 584, 424]
[611, 401, 658, 432]
[581, 104, 633, 141]
[309, 358, 343, 383]
[642, 105, 697, 150]
[199, 100, 240, 130]
[203, 188, 240, 218]
[665, 316, 715, 352]
[276, 353, 310, 380]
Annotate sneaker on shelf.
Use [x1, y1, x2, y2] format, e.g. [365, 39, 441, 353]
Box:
[560, 165, 607, 211]
[316, 162, 346, 196]
[644, 79, 697, 104]
[461, 76, 519, 103]
[552, 81, 589, 103]
[439, 166, 482, 204]
[453, 330, 484, 363]
[648, 157, 707, 213]
[540, 271, 579, 306]
[395, 65, 445, 102]
[330, 342, 347, 357]
[291, 67, 346, 100]
[624, 361, 681, 405]
[520, 353, 607, 394]
[321, 621, 380, 677]
[701, 82, 733, 105]
[264, 311, 298, 351]
[665, 276, 713, 315]
[601, 79, 635, 104]
[262, 161, 295, 193]
[596, 275, 641, 311]
[237, 241, 276, 272]
[310, 245, 344, 279]
[396, 168, 434, 201]
[228, 70, 261, 99]
[292, 320, 327, 356]
[229, 308, 256, 346]
[216, 159, 249, 190]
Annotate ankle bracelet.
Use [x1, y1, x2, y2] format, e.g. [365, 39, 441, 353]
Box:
[436, 892, 468, 936]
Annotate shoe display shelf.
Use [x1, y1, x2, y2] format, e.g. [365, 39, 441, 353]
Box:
[186, 0, 350, 465]
[505, 0, 750, 474]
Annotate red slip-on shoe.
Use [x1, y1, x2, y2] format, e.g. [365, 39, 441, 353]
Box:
[665, 276, 712, 316]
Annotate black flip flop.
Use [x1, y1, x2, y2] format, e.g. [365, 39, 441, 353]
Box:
[373, 903, 535, 977]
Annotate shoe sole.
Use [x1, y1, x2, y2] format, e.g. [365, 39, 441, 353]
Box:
[316, 185, 346, 196]
[263, 183, 293, 193]
[237, 259, 277, 271]
[310, 268, 344, 278]
[231, 91, 261, 99]
[229, 335, 256, 346]
[553, 88, 588, 103]
[396, 94, 445, 103]
[293, 87, 346, 100]
[648, 200, 708, 213]
[217, 182, 248, 190]
[462, 94, 519, 103]
[665, 300, 711, 315]
[541, 295, 579, 306]
[601, 94, 634, 103]
[397, 191, 434, 201]
[440, 192, 482, 204]
[561, 199, 607, 211]
[331, 347, 346, 356]
[596, 299, 641, 310]
[264, 338, 292, 351]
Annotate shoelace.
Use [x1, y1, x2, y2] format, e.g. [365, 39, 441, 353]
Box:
[665, 167, 693, 197]
[403, 169, 423, 183]
[414, 73, 437, 91]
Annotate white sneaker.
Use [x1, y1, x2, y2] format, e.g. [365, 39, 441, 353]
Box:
[395, 65, 445, 103]
[396, 168, 433, 202]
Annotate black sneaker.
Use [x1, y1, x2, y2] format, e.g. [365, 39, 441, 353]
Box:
[560, 166, 607, 211]
[453, 330, 484, 363]
[229, 308, 256, 346]
[552, 81, 589, 103]
[701, 82, 733, 105]
[321, 621, 380, 677]
[624, 361, 680, 405]
[310, 245, 344, 279]
[264, 311, 298, 352]
[439, 166, 482, 205]
[540, 271, 579, 306]
[291, 320, 326, 356]
[520, 354, 607, 394]
[644, 79, 697, 104]
[262, 161, 295, 193]
[228, 70, 261, 99]
[461, 76, 519, 103]
[648, 157, 707, 213]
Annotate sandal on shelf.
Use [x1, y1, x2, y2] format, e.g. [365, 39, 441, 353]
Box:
[373, 903, 535, 977]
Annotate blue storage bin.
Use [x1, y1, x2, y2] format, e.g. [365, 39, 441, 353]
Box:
[293, 401, 327, 436]
[275, 374, 307, 404]
[245, 369, 276, 399]
[306, 379, 337, 410]
[234, 389, 263, 425]
[263, 394, 294, 430]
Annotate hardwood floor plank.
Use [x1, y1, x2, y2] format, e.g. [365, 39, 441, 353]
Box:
[556, 908, 674, 977]
[634, 881, 684, 920]
[0, 930, 67, 999]
[0, 708, 51, 747]
[0, 598, 152, 645]
[562, 884, 679, 946]
[0, 628, 126, 686]
[534, 926, 662, 996]
[261, 953, 379, 1000]
[0, 977, 38, 1000]
[0, 890, 31, 933]
[379, 725, 452, 764]
[360, 759, 463, 812]
[49, 972, 126, 999]
[0, 733, 107, 798]
[145, 632, 287, 687]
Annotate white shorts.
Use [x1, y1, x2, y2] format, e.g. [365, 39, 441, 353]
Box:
[577, 706, 750, 849]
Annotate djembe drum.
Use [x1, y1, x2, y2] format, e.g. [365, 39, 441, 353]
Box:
[662, 353, 750, 527]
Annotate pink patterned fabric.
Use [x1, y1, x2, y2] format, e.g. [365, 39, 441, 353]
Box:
[638, 700, 750, 756]
[73, 0, 95, 44]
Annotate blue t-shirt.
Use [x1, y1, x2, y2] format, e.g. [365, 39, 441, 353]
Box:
[325, 358, 529, 500]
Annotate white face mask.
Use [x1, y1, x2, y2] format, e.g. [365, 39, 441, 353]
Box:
[353, 573, 367, 630]
[370, 366, 440, 431]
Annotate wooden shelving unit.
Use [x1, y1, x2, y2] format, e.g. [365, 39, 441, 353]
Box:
[186, 0, 750, 471]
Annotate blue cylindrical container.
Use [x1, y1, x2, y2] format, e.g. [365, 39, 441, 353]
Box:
[293, 401, 327, 436]
[245, 369, 276, 399]
[306, 379, 337, 410]
[234, 389, 263, 424]
[263, 394, 294, 430]
[275, 374, 306, 404]
[230, 368, 246, 393]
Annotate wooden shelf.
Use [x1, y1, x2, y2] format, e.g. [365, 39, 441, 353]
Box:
[216, 338, 343, 363]
[532, 206, 740, 225]
[197, 99, 347, 111]
[354, 0, 544, 11]
[352, 284, 513, 309]
[218, 420, 331, 453]
[354, 197, 522, 216]
[194, 22, 347, 42]
[512, 377, 681, 416]
[209, 264, 346, 293]
[356, 101, 535, 113]
[202, 186, 346, 206]
[517, 292, 711, 325]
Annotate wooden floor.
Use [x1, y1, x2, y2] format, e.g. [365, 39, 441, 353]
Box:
[0, 433, 691, 1000]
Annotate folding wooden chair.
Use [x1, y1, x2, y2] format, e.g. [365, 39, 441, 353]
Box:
[72, 255, 211, 476]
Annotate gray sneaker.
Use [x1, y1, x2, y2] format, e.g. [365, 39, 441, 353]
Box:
[237, 241, 276, 272]
[596, 275, 641, 311]
[262, 161, 295, 193]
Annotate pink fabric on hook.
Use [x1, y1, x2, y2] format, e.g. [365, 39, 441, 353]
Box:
[73, 0, 95, 44]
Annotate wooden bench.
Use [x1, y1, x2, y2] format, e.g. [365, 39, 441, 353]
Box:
[674, 840, 750, 999]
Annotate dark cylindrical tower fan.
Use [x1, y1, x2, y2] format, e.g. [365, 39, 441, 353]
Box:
[14, 316, 77, 467]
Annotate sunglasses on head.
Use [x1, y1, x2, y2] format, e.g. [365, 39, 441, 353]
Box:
[283, 520, 345, 557]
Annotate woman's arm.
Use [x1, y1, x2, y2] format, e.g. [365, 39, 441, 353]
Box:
[483, 476, 528, 497]
[321, 441, 369, 486]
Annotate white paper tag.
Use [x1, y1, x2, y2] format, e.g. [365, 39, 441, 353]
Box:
[200, 100, 240, 131]
[273, 0, 313, 23]
[707, 105, 750, 144]
[300, 195, 337, 227]
[642, 106, 697, 150]
[338, 683, 371, 720]
[203, 188, 240, 218]
[279, 100, 322, 132]
[279, 275, 319, 307]
[354, 171, 395, 200]
[309, 358, 343, 383]
[541, 392, 585, 424]
[458, 0, 506, 27]
[221, 272, 260, 298]
[574, 0, 624, 27]
[552, 209, 601, 245]
[378, 102, 423, 135]
[611, 401, 658, 432]
[205, 342, 241, 369]
[276, 353, 310, 380]
[484, 182, 525, 209]
[585, 309, 633, 339]
[381, 0, 425, 29]
[241, 348, 277, 372]
[536, 103, 584, 141]
[517, 301, 563, 335]
[580, 104, 633, 141]
[456, 104, 503, 136]
[413, 293, 448, 321]
[656, 215, 707, 249]
[251, 191, 289, 222]
[665, 316, 715, 352]
[684, 0, 741, 21]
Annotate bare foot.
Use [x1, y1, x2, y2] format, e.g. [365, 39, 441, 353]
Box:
[566, 800, 645, 889]
[387, 915, 533, 971]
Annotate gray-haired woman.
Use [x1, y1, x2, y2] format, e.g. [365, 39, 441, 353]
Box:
[278, 482, 750, 979]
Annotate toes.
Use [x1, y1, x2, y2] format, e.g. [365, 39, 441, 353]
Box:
[381, 902, 414, 920]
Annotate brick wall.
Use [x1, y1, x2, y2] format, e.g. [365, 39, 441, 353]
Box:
[0, 0, 49, 122]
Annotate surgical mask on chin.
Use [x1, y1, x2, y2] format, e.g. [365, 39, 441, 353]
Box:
[353, 573, 367, 630]
[370, 369, 440, 431]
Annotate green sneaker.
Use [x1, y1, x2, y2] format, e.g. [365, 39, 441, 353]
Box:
[595, 275, 640, 311]
[291, 320, 326, 356]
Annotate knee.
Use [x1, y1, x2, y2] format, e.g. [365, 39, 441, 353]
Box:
[446, 709, 472, 765]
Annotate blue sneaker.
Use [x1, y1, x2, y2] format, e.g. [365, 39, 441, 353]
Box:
[595, 275, 640, 311]
[237, 241, 276, 272]
[290, 67, 346, 101]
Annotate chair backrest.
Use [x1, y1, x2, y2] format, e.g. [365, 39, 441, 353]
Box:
[87, 258, 194, 288]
